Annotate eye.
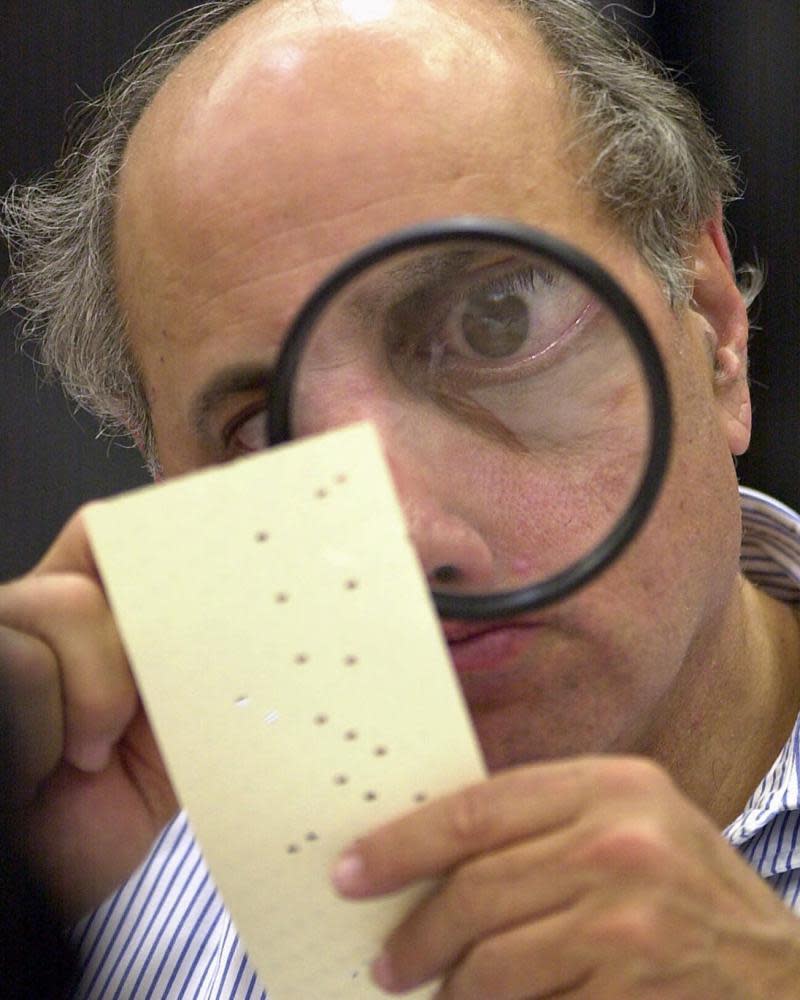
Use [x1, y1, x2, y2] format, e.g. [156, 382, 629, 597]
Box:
[456, 281, 535, 359]
[225, 406, 268, 454]
[438, 267, 579, 367]
[384, 263, 593, 390]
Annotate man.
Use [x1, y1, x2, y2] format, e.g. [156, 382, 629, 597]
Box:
[2, 0, 800, 996]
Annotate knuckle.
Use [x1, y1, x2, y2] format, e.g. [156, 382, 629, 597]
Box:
[1, 572, 111, 638]
[67, 684, 114, 725]
[586, 898, 665, 958]
[445, 860, 494, 926]
[0, 625, 56, 691]
[53, 573, 108, 623]
[578, 817, 674, 879]
[593, 756, 673, 799]
[446, 783, 497, 848]
[460, 935, 511, 997]
[65, 674, 134, 740]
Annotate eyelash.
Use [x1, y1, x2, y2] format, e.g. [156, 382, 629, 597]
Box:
[454, 265, 553, 304]
[407, 266, 557, 368]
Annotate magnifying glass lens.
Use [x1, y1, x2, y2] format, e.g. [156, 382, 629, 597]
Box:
[271, 227, 669, 617]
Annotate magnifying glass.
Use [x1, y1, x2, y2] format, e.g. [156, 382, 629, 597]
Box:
[268, 218, 671, 619]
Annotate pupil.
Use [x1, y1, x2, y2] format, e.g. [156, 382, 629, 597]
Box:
[462, 290, 529, 358]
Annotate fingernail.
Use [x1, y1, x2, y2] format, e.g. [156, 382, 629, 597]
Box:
[331, 849, 366, 893]
[371, 951, 396, 991]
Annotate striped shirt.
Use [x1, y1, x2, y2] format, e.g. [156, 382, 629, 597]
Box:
[723, 488, 800, 903]
[69, 486, 800, 999]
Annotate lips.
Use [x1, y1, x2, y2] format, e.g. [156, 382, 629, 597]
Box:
[443, 620, 542, 675]
[442, 621, 503, 643]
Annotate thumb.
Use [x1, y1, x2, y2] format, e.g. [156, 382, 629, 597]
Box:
[33, 506, 102, 581]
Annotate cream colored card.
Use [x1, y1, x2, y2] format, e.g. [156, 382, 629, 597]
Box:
[86, 422, 486, 999]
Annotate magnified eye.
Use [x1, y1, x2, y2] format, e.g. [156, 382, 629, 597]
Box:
[451, 272, 542, 361]
[431, 266, 589, 374]
[461, 288, 529, 358]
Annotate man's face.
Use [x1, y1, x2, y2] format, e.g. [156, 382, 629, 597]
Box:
[115, 0, 746, 771]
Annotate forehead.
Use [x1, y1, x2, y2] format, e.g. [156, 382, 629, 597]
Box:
[114, 0, 628, 471]
[118, 0, 575, 284]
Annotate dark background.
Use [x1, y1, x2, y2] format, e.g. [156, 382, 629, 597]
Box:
[1, 0, 798, 582]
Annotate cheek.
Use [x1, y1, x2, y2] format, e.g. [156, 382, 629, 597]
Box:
[659, 320, 743, 572]
[453, 327, 653, 582]
[463, 391, 649, 586]
[464, 575, 686, 768]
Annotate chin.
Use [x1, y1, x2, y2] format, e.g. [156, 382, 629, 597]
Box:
[469, 700, 629, 772]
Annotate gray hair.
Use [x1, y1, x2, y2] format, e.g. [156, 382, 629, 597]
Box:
[0, 0, 749, 472]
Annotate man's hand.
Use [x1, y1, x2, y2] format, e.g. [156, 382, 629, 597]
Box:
[332, 757, 800, 998]
[0, 508, 178, 924]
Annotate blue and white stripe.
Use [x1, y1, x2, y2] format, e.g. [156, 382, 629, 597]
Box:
[723, 488, 800, 908]
[69, 815, 267, 999]
[739, 487, 800, 604]
[70, 486, 800, 998]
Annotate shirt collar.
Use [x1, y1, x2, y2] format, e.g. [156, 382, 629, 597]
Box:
[724, 488, 800, 849]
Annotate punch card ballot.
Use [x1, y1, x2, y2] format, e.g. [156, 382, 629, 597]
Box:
[86, 421, 486, 998]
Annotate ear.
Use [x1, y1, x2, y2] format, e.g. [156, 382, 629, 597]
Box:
[689, 205, 752, 456]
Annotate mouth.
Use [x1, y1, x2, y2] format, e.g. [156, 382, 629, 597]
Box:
[443, 620, 543, 675]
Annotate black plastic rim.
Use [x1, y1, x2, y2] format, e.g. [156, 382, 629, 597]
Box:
[267, 217, 672, 619]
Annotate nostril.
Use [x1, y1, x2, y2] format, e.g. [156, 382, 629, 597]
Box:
[432, 564, 460, 585]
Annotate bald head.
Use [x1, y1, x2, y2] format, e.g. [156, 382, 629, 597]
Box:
[117, 0, 589, 310]
[3, 0, 735, 470]
[115, 0, 628, 473]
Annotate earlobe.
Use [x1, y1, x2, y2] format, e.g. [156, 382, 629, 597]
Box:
[714, 358, 752, 457]
[690, 207, 752, 456]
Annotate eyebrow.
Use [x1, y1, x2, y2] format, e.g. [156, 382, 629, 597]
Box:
[190, 362, 273, 439]
[187, 251, 489, 438]
[347, 249, 481, 320]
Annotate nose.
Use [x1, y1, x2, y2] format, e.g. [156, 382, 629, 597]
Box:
[385, 438, 496, 590]
[292, 376, 497, 591]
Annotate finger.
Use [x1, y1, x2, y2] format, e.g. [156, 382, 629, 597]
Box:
[427, 909, 593, 1000]
[0, 625, 63, 801]
[374, 830, 591, 993]
[333, 760, 589, 896]
[33, 506, 101, 580]
[0, 574, 138, 773]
